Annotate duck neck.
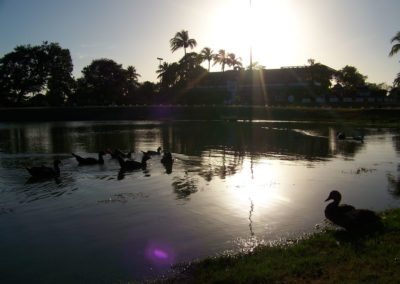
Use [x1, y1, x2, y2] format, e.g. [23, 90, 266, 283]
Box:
[330, 198, 340, 207]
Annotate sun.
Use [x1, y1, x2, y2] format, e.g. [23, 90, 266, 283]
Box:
[207, 0, 300, 69]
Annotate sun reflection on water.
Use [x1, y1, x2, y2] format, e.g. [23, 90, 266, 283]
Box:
[226, 158, 290, 215]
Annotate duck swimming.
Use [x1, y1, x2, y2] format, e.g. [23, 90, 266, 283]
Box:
[142, 147, 162, 156]
[117, 154, 150, 171]
[72, 151, 105, 165]
[106, 148, 132, 159]
[26, 159, 62, 179]
[324, 190, 383, 233]
[161, 151, 174, 174]
[161, 151, 173, 165]
[336, 132, 346, 140]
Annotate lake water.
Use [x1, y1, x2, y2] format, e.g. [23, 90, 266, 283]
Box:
[0, 120, 399, 282]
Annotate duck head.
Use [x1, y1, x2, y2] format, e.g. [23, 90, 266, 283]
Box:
[325, 190, 342, 203]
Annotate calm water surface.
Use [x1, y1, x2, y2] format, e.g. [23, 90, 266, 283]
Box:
[0, 120, 399, 282]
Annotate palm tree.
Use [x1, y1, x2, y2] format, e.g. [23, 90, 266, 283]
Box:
[179, 52, 202, 71]
[213, 49, 228, 72]
[156, 62, 180, 88]
[389, 31, 400, 57]
[394, 72, 400, 87]
[170, 30, 197, 56]
[126, 66, 140, 87]
[200, 47, 214, 71]
[227, 53, 242, 70]
[389, 31, 400, 87]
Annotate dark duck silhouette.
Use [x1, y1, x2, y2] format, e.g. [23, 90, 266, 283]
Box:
[324, 190, 383, 233]
[26, 159, 62, 179]
[72, 151, 105, 165]
[336, 132, 346, 140]
[106, 148, 132, 159]
[118, 154, 150, 171]
[352, 134, 364, 143]
[161, 151, 174, 174]
[142, 147, 162, 156]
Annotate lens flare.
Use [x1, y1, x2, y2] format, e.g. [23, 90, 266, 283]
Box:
[145, 241, 176, 267]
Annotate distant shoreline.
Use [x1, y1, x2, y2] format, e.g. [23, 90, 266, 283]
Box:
[1, 106, 400, 124]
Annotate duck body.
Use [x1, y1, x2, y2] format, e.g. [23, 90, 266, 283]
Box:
[161, 152, 174, 174]
[72, 151, 105, 165]
[324, 190, 382, 233]
[142, 147, 162, 156]
[352, 135, 364, 143]
[118, 154, 150, 171]
[336, 132, 346, 140]
[161, 151, 174, 165]
[106, 149, 132, 159]
[27, 159, 61, 178]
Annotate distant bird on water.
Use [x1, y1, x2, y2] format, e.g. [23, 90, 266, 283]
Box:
[324, 190, 383, 233]
[72, 151, 105, 165]
[142, 147, 162, 156]
[118, 154, 150, 171]
[106, 148, 132, 159]
[26, 159, 62, 179]
[336, 132, 346, 140]
[161, 151, 174, 174]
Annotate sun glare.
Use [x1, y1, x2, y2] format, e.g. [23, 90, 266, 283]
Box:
[208, 0, 300, 69]
[225, 158, 289, 215]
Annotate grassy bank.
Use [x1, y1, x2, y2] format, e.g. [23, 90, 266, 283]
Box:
[160, 209, 400, 283]
[1, 106, 400, 124]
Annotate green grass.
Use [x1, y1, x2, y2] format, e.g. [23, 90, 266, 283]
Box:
[159, 209, 400, 283]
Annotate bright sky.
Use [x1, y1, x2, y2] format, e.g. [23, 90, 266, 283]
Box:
[1, 0, 399, 85]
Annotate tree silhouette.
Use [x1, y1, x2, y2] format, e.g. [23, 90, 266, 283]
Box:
[75, 59, 138, 105]
[389, 31, 400, 57]
[170, 30, 197, 56]
[126, 66, 141, 88]
[157, 62, 180, 88]
[0, 42, 74, 106]
[213, 49, 228, 72]
[227, 52, 242, 70]
[389, 31, 400, 87]
[200, 47, 214, 71]
[334, 65, 367, 89]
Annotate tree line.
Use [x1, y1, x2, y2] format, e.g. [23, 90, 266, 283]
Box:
[0, 30, 399, 107]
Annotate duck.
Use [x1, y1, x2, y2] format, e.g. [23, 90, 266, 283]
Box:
[72, 151, 105, 165]
[161, 151, 174, 174]
[26, 159, 62, 179]
[336, 132, 346, 140]
[117, 154, 150, 171]
[161, 151, 174, 165]
[324, 190, 383, 233]
[142, 146, 162, 156]
[106, 148, 132, 159]
[352, 134, 364, 143]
